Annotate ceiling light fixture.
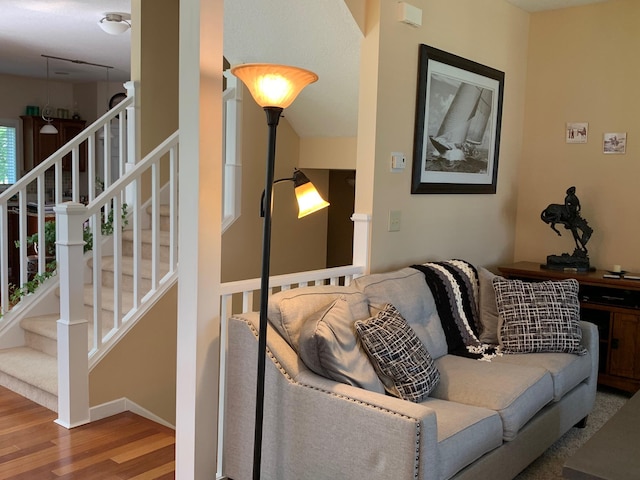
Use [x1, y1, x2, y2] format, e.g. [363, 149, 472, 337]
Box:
[98, 13, 131, 35]
[40, 56, 58, 135]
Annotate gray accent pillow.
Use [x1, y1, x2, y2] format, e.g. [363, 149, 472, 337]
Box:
[493, 278, 587, 355]
[298, 296, 385, 394]
[478, 267, 501, 345]
[354, 303, 440, 402]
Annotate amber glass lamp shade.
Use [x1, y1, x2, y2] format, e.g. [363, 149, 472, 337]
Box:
[230, 63, 318, 109]
[293, 170, 330, 218]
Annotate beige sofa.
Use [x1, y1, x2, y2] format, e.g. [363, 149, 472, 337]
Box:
[223, 264, 598, 480]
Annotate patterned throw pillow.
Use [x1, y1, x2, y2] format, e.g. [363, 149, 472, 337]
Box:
[354, 303, 440, 402]
[492, 278, 587, 355]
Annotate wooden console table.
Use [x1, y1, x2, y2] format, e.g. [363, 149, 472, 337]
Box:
[499, 262, 640, 394]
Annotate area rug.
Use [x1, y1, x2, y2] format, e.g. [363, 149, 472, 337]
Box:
[515, 388, 629, 479]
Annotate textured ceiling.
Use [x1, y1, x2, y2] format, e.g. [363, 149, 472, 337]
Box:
[0, 0, 132, 82]
[0, 0, 613, 138]
[223, 0, 362, 138]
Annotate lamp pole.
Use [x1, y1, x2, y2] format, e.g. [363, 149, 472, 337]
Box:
[230, 63, 318, 480]
[253, 106, 283, 480]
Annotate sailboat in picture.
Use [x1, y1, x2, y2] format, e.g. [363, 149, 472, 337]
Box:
[427, 81, 493, 172]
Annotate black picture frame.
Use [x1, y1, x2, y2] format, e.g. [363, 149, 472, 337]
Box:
[411, 44, 504, 194]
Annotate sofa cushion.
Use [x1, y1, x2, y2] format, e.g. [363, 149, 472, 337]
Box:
[431, 354, 554, 440]
[493, 278, 587, 355]
[352, 267, 448, 359]
[267, 286, 364, 349]
[478, 267, 501, 345]
[422, 398, 503, 480]
[298, 296, 385, 394]
[493, 351, 592, 401]
[355, 304, 440, 402]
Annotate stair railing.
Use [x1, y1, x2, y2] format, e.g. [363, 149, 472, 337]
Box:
[55, 130, 179, 428]
[0, 82, 137, 318]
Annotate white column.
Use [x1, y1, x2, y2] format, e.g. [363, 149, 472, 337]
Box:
[54, 202, 90, 429]
[351, 213, 372, 274]
[176, 0, 223, 478]
[124, 80, 138, 208]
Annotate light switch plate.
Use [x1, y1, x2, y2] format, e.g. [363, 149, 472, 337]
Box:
[389, 210, 401, 232]
[391, 152, 406, 171]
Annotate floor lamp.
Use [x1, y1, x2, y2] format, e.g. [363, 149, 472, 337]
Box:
[231, 63, 323, 480]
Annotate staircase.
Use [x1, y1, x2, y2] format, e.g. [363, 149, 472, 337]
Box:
[0, 77, 179, 425]
[0, 205, 172, 411]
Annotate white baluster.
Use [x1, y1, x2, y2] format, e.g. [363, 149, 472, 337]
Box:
[0, 204, 7, 315]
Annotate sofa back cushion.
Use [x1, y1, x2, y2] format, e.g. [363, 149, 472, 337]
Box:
[352, 267, 448, 359]
[268, 285, 362, 350]
[478, 267, 502, 345]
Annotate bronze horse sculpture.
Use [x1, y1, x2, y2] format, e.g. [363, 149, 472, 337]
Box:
[540, 186, 593, 255]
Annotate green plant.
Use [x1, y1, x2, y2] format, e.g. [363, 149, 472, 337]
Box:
[83, 203, 129, 252]
[8, 261, 57, 305]
[14, 220, 57, 257]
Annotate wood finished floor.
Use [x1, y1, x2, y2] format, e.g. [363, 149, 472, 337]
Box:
[0, 386, 175, 479]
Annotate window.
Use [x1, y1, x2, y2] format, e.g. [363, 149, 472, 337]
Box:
[0, 120, 18, 185]
[222, 71, 243, 232]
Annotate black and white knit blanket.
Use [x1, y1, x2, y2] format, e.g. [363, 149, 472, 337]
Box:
[411, 260, 499, 361]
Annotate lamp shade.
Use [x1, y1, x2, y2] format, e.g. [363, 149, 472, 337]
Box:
[40, 123, 58, 135]
[293, 170, 330, 218]
[231, 63, 318, 109]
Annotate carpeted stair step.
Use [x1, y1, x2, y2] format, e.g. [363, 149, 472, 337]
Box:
[122, 229, 172, 263]
[0, 347, 57, 411]
[94, 255, 171, 291]
[82, 284, 135, 315]
[21, 312, 116, 357]
[146, 204, 173, 232]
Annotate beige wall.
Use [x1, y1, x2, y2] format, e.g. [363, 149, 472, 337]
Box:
[88, 0, 180, 423]
[73, 81, 126, 124]
[357, 0, 530, 273]
[221, 86, 329, 282]
[0, 74, 74, 121]
[514, 0, 640, 272]
[139, 0, 179, 157]
[299, 136, 357, 170]
[89, 285, 178, 424]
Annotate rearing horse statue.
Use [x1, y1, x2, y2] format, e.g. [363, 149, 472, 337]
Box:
[540, 186, 593, 254]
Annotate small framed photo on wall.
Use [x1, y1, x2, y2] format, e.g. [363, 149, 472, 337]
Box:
[566, 122, 588, 143]
[603, 132, 626, 154]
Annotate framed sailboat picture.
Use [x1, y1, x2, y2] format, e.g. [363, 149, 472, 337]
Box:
[411, 44, 504, 194]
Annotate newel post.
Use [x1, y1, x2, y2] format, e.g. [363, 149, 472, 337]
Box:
[54, 202, 90, 429]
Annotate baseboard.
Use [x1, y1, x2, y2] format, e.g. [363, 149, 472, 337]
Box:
[90, 397, 175, 429]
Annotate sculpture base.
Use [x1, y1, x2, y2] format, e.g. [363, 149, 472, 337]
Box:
[542, 251, 594, 273]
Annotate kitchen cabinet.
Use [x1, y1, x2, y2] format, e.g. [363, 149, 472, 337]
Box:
[21, 116, 87, 172]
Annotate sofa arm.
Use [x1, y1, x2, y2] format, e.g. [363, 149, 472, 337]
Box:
[579, 320, 599, 403]
[223, 313, 439, 480]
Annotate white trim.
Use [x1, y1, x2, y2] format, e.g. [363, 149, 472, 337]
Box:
[90, 396, 175, 430]
[0, 117, 21, 184]
[221, 70, 242, 233]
